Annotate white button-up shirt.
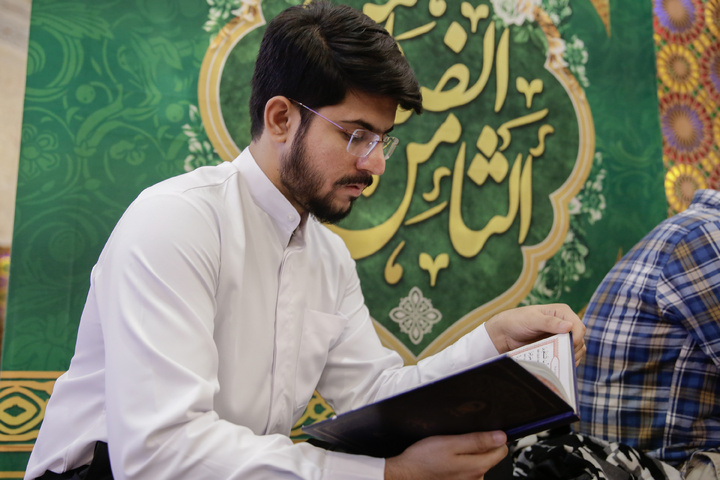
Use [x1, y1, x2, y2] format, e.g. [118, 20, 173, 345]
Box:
[25, 148, 499, 479]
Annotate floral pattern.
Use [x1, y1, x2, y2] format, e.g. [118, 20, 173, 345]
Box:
[660, 92, 714, 165]
[665, 163, 707, 211]
[656, 43, 700, 94]
[491, 0, 541, 26]
[654, 0, 705, 44]
[564, 35, 590, 87]
[706, 0, 720, 38]
[655, 0, 720, 215]
[203, 0, 244, 37]
[18, 125, 62, 181]
[699, 40, 720, 103]
[523, 153, 607, 305]
[702, 151, 720, 189]
[183, 105, 221, 172]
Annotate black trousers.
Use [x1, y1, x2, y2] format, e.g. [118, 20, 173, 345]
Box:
[36, 442, 113, 480]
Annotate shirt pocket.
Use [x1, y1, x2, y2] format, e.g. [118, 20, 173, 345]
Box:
[294, 309, 348, 411]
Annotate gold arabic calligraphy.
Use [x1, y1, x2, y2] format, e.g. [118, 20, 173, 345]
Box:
[326, 1, 555, 287]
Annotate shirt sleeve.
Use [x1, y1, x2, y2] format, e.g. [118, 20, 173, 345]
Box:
[658, 221, 720, 366]
[316, 256, 500, 414]
[93, 194, 385, 480]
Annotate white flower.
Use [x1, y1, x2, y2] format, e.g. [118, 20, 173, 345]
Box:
[491, 0, 540, 26]
[568, 197, 582, 215]
[547, 36, 568, 69]
[182, 105, 221, 171]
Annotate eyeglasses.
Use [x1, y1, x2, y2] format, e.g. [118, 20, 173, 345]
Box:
[290, 99, 399, 160]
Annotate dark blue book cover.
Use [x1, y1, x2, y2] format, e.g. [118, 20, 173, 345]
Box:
[303, 351, 578, 458]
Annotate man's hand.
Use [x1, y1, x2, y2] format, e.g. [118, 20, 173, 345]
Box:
[484, 303, 586, 365]
[384, 431, 508, 480]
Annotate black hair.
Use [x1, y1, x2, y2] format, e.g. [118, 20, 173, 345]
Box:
[249, 0, 423, 139]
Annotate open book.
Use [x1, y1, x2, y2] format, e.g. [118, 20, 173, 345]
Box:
[302, 332, 578, 458]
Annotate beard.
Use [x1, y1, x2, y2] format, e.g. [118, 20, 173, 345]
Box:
[279, 127, 373, 225]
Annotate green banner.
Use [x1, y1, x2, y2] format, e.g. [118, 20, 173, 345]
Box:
[1, 0, 666, 474]
[196, 0, 666, 360]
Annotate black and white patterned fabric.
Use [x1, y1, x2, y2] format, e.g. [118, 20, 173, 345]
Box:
[510, 432, 683, 480]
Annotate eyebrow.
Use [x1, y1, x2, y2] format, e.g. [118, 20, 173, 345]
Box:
[343, 118, 395, 136]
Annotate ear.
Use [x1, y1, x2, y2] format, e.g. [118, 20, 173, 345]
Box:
[264, 96, 294, 143]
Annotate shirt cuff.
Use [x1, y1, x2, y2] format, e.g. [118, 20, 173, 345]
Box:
[475, 323, 500, 358]
[323, 451, 385, 480]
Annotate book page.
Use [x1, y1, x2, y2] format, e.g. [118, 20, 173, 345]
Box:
[507, 333, 576, 408]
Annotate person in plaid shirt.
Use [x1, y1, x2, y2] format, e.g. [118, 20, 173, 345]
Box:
[577, 189, 720, 479]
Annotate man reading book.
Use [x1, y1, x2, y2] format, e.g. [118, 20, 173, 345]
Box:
[24, 2, 586, 479]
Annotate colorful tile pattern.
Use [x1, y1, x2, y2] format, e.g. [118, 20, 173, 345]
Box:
[655, 0, 720, 214]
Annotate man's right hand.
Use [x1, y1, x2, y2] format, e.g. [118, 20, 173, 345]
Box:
[384, 431, 508, 479]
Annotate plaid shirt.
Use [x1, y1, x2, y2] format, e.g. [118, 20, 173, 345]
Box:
[578, 189, 720, 468]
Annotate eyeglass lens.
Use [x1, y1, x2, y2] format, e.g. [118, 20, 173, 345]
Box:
[348, 130, 398, 160]
[289, 98, 399, 160]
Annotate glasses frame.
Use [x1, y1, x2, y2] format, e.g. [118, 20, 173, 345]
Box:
[289, 99, 399, 160]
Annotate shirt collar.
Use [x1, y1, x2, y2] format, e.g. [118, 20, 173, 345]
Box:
[690, 189, 720, 210]
[233, 148, 302, 246]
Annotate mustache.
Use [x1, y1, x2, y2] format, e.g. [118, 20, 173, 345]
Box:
[336, 174, 374, 189]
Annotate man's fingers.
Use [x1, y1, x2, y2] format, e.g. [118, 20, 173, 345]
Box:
[448, 431, 509, 475]
[440, 430, 507, 454]
[541, 304, 581, 329]
[471, 430, 507, 452]
[542, 303, 580, 321]
[486, 303, 586, 356]
[387, 431, 510, 480]
[537, 304, 587, 364]
[575, 342, 587, 366]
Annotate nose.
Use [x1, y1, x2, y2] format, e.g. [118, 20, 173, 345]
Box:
[356, 143, 386, 176]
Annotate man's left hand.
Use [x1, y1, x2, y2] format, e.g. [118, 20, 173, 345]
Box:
[484, 304, 586, 365]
